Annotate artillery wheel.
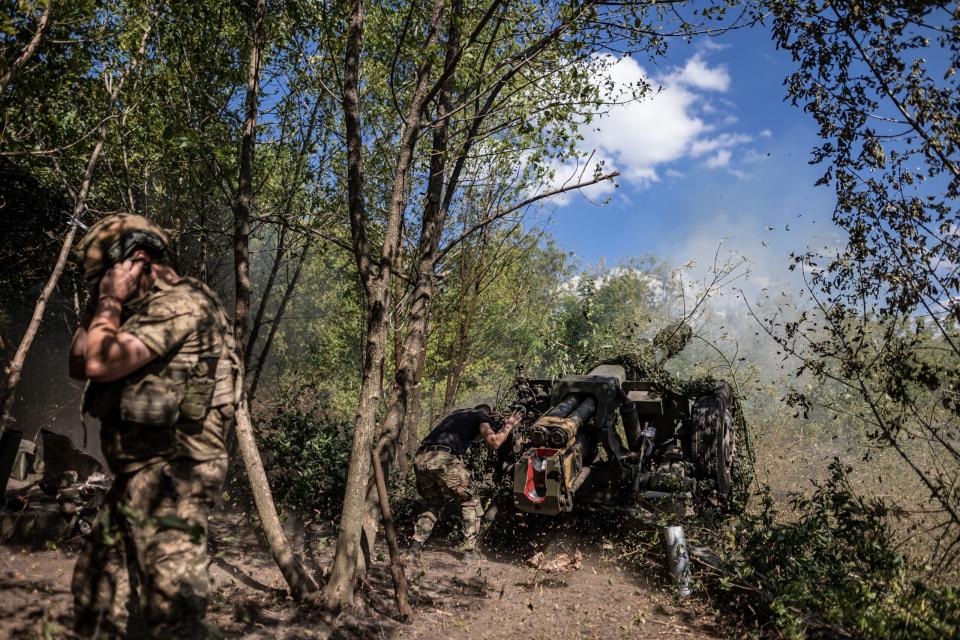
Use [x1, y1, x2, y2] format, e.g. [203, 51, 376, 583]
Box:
[683, 381, 735, 497]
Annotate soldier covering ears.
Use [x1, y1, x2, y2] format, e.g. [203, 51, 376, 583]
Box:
[69, 215, 236, 639]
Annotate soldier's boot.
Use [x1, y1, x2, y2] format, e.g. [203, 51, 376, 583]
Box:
[461, 548, 487, 564]
[406, 539, 424, 559]
[459, 541, 487, 564]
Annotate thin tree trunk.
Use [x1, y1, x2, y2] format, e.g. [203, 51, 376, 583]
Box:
[0, 11, 152, 437]
[357, 268, 439, 570]
[229, 0, 317, 599]
[245, 99, 321, 368]
[249, 241, 309, 402]
[441, 227, 489, 414]
[0, 223, 79, 437]
[0, 0, 55, 95]
[198, 207, 209, 282]
[326, 286, 392, 602]
[322, 0, 377, 608]
[372, 438, 413, 620]
[245, 224, 287, 366]
[234, 387, 319, 598]
[441, 359, 467, 416]
[441, 236, 472, 416]
[398, 340, 428, 475]
[323, 0, 446, 608]
[324, 0, 371, 607]
[232, 0, 266, 351]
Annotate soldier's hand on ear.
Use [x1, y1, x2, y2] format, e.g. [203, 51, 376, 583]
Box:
[99, 258, 144, 302]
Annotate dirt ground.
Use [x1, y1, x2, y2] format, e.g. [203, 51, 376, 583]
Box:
[0, 507, 727, 639]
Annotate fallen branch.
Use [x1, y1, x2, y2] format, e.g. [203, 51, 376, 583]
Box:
[233, 387, 320, 600]
[372, 438, 413, 621]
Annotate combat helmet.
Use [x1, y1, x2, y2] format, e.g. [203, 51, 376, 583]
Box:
[76, 214, 171, 280]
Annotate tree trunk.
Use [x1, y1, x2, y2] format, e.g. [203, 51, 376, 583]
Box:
[248, 241, 309, 402]
[441, 226, 490, 415]
[245, 224, 287, 367]
[323, 0, 447, 609]
[0, 223, 79, 437]
[234, 389, 319, 598]
[245, 98, 321, 369]
[232, 0, 266, 351]
[441, 359, 467, 417]
[229, 0, 318, 599]
[397, 340, 428, 476]
[324, 283, 392, 606]
[0, 0, 55, 95]
[355, 268, 439, 572]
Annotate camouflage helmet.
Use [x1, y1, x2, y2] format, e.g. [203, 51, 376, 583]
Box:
[76, 214, 171, 280]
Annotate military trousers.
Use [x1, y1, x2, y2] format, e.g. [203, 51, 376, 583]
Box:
[412, 449, 481, 550]
[72, 456, 227, 639]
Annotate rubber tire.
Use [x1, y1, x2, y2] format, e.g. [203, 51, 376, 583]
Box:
[684, 381, 736, 497]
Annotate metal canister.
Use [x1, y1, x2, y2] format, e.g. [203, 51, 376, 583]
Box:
[661, 525, 692, 597]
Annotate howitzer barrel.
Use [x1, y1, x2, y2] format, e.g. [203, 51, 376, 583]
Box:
[566, 396, 596, 426]
[533, 395, 597, 448]
[545, 394, 581, 418]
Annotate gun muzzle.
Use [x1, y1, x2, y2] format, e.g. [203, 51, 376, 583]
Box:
[530, 395, 596, 448]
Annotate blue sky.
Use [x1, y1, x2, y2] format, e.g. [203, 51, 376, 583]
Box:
[543, 22, 843, 303]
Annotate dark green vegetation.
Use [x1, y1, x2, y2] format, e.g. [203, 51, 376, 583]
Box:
[2, 0, 959, 637]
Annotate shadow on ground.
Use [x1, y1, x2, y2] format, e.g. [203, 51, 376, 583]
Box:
[0, 505, 728, 639]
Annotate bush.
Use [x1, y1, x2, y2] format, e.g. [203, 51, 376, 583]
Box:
[711, 459, 960, 639]
[258, 407, 354, 521]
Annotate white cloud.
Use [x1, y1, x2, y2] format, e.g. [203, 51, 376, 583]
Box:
[698, 39, 730, 52]
[580, 55, 708, 171]
[759, 128, 773, 138]
[549, 50, 758, 201]
[669, 53, 731, 91]
[706, 149, 732, 169]
[689, 132, 753, 158]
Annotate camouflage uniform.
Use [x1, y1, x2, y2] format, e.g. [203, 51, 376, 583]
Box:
[411, 450, 482, 551]
[73, 277, 235, 639]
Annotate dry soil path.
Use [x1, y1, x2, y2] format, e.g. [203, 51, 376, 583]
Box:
[0, 510, 725, 639]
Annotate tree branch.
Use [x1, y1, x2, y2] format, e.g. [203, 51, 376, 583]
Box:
[435, 170, 619, 264]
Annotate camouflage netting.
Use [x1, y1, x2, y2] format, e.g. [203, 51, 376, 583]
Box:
[583, 343, 717, 398]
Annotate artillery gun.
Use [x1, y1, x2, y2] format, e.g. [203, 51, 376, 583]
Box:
[493, 326, 738, 518]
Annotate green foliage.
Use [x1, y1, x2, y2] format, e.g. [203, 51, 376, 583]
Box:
[766, 0, 960, 569]
[429, 228, 573, 412]
[540, 259, 674, 376]
[713, 460, 959, 639]
[258, 406, 354, 522]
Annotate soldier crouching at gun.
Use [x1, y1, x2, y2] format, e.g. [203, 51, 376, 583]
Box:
[407, 404, 524, 564]
[68, 215, 236, 639]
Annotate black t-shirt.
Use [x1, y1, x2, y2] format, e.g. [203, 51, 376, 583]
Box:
[420, 409, 490, 455]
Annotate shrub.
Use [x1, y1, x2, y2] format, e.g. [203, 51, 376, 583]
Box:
[258, 407, 354, 521]
[712, 459, 960, 639]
